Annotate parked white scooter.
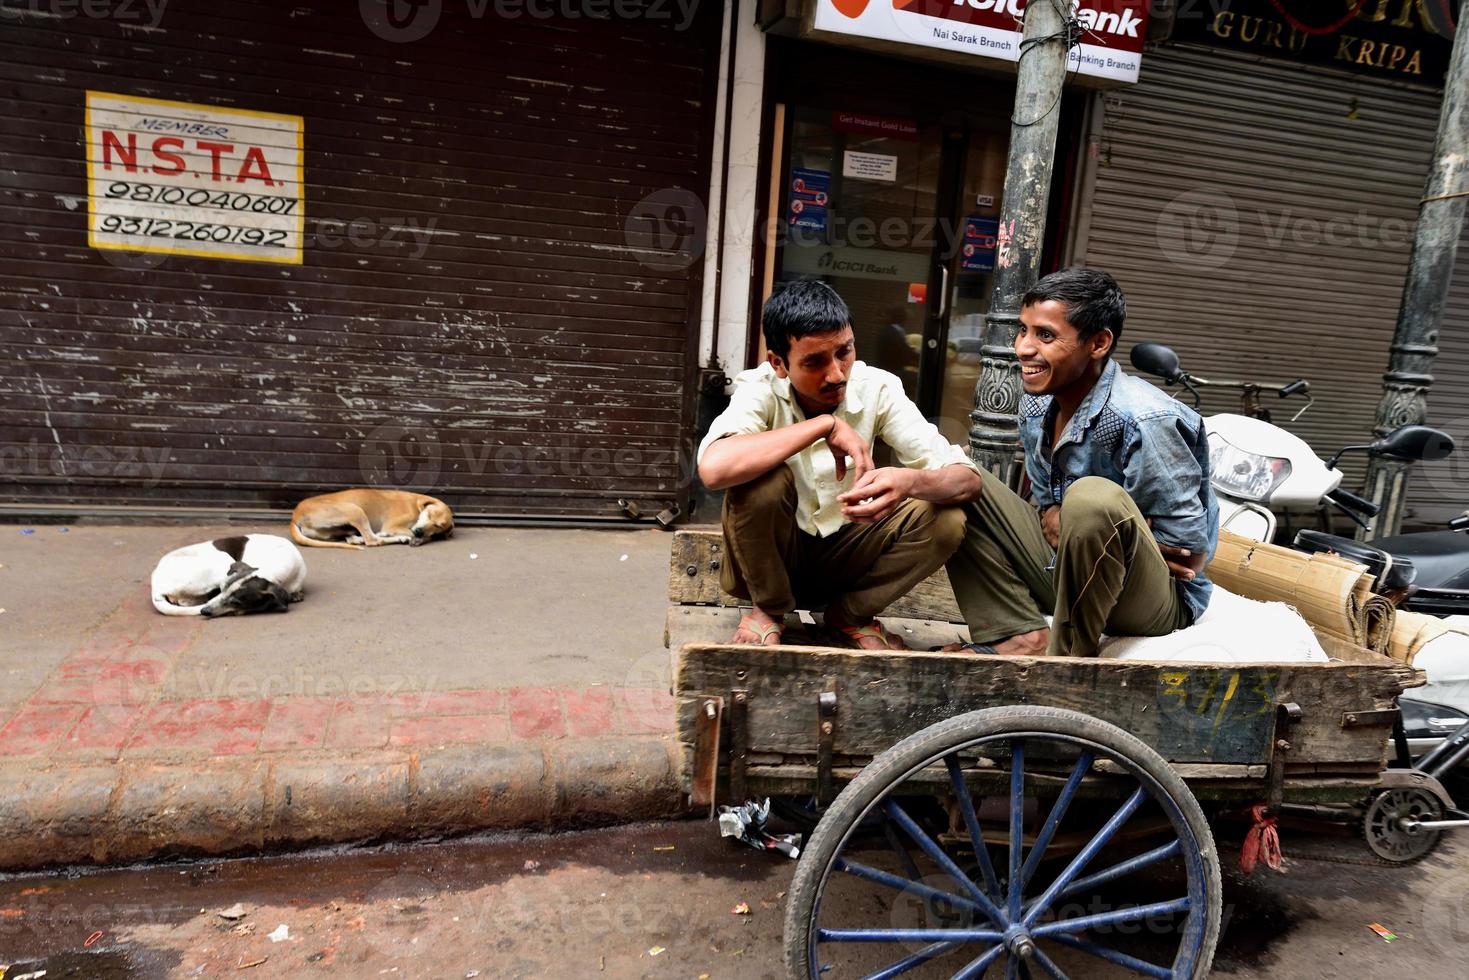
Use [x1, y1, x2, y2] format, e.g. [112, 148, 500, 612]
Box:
[1129, 343, 1469, 787]
[1128, 342, 1453, 544]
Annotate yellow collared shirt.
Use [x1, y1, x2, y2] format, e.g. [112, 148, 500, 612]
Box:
[697, 361, 979, 538]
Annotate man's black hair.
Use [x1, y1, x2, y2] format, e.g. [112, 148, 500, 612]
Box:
[761, 278, 851, 359]
[1022, 268, 1126, 345]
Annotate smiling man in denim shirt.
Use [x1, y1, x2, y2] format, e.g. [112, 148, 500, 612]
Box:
[946, 268, 1219, 658]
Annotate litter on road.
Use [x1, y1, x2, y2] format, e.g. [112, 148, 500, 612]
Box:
[267, 924, 290, 943]
[217, 903, 248, 920]
[717, 798, 800, 859]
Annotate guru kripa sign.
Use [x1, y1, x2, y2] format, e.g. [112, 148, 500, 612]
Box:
[813, 0, 1148, 85]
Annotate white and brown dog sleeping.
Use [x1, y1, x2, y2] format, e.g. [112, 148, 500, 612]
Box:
[151, 534, 307, 617]
[290, 489, 454, 550]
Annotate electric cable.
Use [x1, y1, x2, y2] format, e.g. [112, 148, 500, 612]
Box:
[1009, 0, 1083, 129]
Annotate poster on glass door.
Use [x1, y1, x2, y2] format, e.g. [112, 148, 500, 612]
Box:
[812, 0, 1148, 85]
[788, 167, 830, 233]
[960, 216, 999, 272]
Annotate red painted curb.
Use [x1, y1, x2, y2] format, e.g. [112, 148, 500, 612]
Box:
[0, 736, 688, 872]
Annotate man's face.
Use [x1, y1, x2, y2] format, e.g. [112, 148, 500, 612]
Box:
[771, 325, 856, 412]
[1015, 300, 1112, 396]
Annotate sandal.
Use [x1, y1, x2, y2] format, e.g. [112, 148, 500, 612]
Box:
[735, 615, 783, 645]
[928, 641, 1000, 654]
[832, 617, 905, 650]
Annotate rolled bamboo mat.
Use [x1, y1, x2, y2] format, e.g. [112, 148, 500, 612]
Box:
[1206, 531, 1392, 653]
[1389, 609, 1467, 665]
[1363, 595, 1398, 655]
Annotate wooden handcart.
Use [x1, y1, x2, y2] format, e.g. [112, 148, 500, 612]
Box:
[665, 530, 1465, 979]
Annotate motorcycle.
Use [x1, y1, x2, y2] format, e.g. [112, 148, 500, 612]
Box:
[1129, 343, 1469, 776]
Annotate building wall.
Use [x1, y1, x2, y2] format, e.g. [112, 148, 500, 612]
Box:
[0, 0, 721, 519]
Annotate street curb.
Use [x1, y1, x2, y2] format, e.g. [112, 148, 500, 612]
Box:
[0, 736, 688, 872]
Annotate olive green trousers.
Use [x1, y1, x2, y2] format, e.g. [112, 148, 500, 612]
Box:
[945, 472, 1191, 657]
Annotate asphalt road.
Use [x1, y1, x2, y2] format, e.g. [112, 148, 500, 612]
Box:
[0, 819, 1465, 979]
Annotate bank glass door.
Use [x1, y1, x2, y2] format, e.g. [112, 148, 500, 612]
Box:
[935, 131, 1008, 446]
[777, 107, 944, 407]
[774, 105, 1011, 448]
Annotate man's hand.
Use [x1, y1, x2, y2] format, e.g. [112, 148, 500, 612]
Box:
[1147, 518, 1207, 581]
[838, 467, 915, 524]
[1157, 542, 1207, 581]
[825, 416, 873, 484]
[1041, 505, 1061, 550]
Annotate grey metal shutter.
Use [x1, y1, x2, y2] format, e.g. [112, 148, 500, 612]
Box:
[1, 0, 716, 520]
[1082, 43, 1442, 499]
[1408, 219, 1469, 528]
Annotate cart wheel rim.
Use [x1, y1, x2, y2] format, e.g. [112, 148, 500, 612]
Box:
[795, 714, 1218, 979]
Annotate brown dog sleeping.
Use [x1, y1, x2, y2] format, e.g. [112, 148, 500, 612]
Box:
[290, 489, 454, 550]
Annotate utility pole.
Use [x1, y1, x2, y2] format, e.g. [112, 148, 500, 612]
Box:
[1361, 0, 1469, 540]
[969, 0, 1076, 481]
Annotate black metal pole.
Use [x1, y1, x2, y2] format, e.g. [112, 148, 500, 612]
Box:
[1419, 717, 1469, 783]
[1361, 0, 1469, 539]
[968, 0, 1074, 481]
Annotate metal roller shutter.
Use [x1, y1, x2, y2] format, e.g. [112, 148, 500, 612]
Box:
[1082, 43, 1442, 499]
[1408, 220, 1469, 528]
[0, 0, 717, 520]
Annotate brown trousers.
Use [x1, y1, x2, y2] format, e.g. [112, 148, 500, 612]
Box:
[719, 465, 967, 621]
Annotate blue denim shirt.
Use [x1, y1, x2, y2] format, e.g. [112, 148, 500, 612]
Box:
[1019, 358, 1219, 623]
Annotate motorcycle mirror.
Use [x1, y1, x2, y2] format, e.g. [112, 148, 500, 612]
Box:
[1130, 343, 1183, 384]
[1373, 425, 1456, 462]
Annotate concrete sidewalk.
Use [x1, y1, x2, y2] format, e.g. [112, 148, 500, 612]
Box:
[0, 522, 688, 870]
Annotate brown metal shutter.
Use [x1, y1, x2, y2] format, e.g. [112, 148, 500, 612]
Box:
[1, 1, 717, 520]
[1408, 219, 1469, 528]
[1082, 44, 1442, 497]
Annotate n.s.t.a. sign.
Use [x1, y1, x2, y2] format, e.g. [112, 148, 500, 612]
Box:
[812, 0, 1148, 84]
[85, 92, 305, 264]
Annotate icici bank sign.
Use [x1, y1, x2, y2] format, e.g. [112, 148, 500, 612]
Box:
[811, 0, 1148, 85]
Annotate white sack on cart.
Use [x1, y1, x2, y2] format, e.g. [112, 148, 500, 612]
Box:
[1411, 620, 1469, 712]
[1100, 587, 1329, 663]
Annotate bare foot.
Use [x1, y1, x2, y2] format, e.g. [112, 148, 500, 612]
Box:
[732, 607, 783, 645]
[940, 627, 1050, 656]
[827, 610, 907, 651]
[993, 628, 1049, 656]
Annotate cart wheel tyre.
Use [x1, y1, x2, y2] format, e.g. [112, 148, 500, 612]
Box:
[1361, 787, 1445, 865]
[784, 705, 1222, 979]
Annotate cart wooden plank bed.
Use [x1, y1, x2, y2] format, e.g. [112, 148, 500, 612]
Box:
[667, 530, 1424, 809]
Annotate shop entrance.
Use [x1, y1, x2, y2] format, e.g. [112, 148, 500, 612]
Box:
[765, 40, 1076, 446]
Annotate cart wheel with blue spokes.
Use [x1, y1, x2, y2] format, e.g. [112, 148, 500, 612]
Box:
[783, 706, 1222, 979]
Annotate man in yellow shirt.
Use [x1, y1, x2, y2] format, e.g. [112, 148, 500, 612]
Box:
[696, 280, 978, 650]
